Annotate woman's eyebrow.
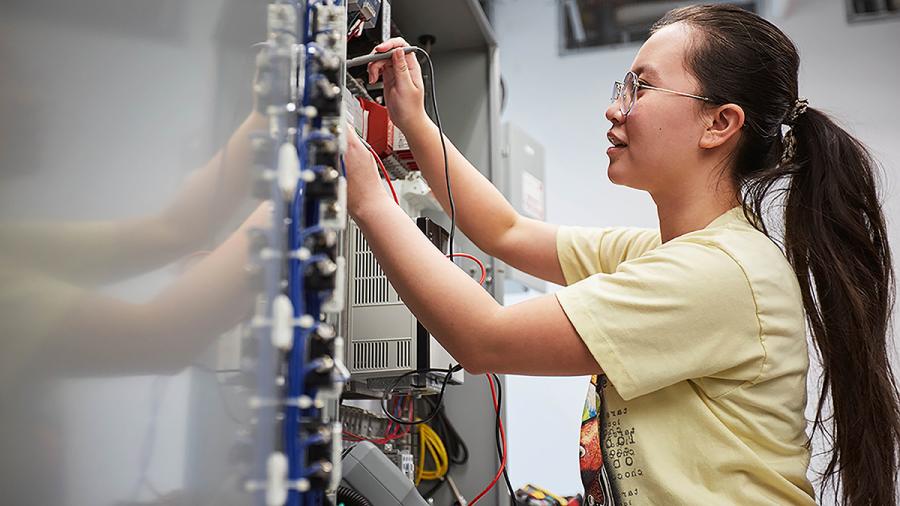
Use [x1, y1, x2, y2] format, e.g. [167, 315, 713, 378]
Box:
[632, 66, 661, 81]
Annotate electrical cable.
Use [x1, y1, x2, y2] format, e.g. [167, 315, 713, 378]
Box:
[347, 16, 363, 38]
[353, 48, 455, 259]
[415, 394, 469, 499]
[415, 423, 449, 485]
[409, 47, 456, 263]
[336, 485, 373, 506]
[446, 252, 486, 285]
[381, 365, 462, 426]
[492, 373, 515, 500]
[342, 395, 413, 444]
[355, 47, 471, 299]
[363, 141, 399, 204]
[420, 396, 468, 466]
[469, 374, 508, 506]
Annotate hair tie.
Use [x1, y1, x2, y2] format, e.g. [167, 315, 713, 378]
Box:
[785, 97, 809, 125]
[779, 98, 808, 166]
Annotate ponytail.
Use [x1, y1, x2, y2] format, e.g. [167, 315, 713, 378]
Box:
[758, 107, 900, 505]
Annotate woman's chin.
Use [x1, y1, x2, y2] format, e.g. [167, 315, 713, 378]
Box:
[607, 163, 628, 185]
[607, 163, 648, 190]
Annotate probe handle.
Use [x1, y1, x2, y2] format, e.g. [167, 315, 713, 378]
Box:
[346, 46, 418, 68]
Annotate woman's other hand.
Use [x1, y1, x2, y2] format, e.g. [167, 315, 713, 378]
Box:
[343, 122, 392, 217]
[367, 38, 429, 133]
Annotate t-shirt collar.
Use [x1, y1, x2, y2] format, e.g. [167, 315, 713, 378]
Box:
[704, 206, 747, 230]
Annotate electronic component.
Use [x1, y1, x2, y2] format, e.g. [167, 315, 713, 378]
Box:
[246, 1, 350, 505]
[359, 98, 418, 178]
[348, 0, 382, 29]
[341, 442, 429, 506]
[342, 217, 462, 397]
[501, 122, 547, 293]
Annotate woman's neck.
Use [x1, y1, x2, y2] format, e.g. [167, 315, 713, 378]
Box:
[653, 192, 740, 243]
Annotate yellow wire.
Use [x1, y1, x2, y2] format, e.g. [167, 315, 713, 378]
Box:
[415, 423, 449, 485]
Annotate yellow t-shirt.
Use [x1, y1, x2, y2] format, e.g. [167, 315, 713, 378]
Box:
[555, 207, 815, 505]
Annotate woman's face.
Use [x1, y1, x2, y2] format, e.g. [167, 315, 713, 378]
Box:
[605, 23, 710, 194]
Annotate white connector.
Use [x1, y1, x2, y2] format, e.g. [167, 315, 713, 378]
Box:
[266, 452, 288, 506]
[322, 256, 346, 313]
[277, 142, 301, 199]
[271, 294, 295, 351]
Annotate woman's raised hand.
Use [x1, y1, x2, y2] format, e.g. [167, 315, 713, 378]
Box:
[366, 38, 429, 132]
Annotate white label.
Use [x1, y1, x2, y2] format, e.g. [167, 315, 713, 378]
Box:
[381, 0, 391, 43]
[343, 92, 365, 135]
[392, 124, 410, 151]
[521, 171, 545, 220]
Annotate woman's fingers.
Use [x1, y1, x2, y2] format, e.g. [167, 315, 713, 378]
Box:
[382, 62, 396, 90]
[367, 37, 411, 84]
[405, 51, 424, 89]
[374, 37, 410, 53]
[390, 48, 415, 92]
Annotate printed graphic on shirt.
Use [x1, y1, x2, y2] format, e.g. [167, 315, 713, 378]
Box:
[580, 375, 617, 505]
[580, 375, 643, 506]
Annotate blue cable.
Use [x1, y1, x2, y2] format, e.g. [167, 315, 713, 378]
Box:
[286, 178, 305, 506]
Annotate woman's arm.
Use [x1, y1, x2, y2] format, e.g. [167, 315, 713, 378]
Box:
[402, 119, 566, 285]
[0, 111, 267, 285]
[368, 41, 566, 285]
[46, 201, 270, 375]
[353, 191, 598, 375]
[346, 124, 599, 376]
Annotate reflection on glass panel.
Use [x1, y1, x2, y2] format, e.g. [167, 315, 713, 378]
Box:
[0, 1, 270, 504]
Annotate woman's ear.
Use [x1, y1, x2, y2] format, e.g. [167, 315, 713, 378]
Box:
[699, 103, 745, 149]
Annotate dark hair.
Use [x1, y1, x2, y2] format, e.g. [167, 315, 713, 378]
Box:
[653, 5, 900, 505]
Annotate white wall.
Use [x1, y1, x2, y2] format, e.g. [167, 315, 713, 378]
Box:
[494, 0, 900, 499]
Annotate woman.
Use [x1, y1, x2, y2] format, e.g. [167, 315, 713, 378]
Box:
[343, 5, 900, 506]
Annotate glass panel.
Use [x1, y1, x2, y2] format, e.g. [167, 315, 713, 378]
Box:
[0, 1, 269, 504]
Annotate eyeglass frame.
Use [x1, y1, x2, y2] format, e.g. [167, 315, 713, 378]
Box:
[611, 71, 712, 118]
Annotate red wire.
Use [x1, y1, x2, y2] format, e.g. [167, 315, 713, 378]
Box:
[360, 143, 486, 292]
[446, 252, 487, 285]
[469, 375, 507, 506]
[365, 143, 399, 204]
[342, 431, 398, 445]
[384, 395, 413, 439]
[346, 398, 412, 444]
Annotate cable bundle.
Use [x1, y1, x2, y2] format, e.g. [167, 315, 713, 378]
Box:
[415, 423, 448, 485]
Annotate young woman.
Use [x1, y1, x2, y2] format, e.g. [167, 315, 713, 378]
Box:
[343, 5, 900, 505]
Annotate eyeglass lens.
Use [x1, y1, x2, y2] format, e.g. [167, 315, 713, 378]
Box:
[611, 72, 637, 117]
[622, 72, 636, 116]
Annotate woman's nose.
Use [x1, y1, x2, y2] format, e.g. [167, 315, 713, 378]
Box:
[605, 100, 624, 124]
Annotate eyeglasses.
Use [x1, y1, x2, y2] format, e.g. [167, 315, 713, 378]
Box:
[611, 71, 711, 118]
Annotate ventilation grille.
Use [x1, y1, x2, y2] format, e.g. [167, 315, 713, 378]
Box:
[353, 340, 389, 371]
[352, 225, 398, 305]
[352, 339, 412, 372]
[397, 339, 411, 369]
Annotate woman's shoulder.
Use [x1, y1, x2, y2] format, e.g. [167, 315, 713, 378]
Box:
[667, 212, 803, 311]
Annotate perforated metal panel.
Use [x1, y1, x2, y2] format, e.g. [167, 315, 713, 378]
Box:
[351, 338, 412, 372]
[352, 225, 400, 305]
[345, 219, 459, 386]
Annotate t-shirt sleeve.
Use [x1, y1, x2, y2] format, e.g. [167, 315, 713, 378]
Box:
[555, 239, 766, 401]
[556, 226, 660, 285]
